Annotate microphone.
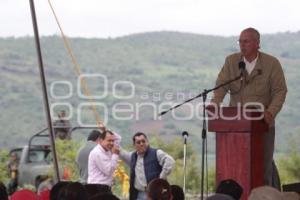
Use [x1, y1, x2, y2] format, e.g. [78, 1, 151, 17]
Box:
[159, 110, 168, 116]
[238, 61, 246, 80]
[182, 131, 189, 140]
[238, 60, 246, 71]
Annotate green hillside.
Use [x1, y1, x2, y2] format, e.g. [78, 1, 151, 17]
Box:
[0, 31, 300, 152]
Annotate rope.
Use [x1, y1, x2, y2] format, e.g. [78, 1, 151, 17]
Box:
[46, 1, 129, 197]
[48, 0, 104, 127]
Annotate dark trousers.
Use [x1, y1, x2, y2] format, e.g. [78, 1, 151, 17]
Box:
[263, 126, 281, 190]
[7, 178, 18, 195]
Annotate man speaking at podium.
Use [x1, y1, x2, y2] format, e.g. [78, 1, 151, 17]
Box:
[211, 27, 287, 188]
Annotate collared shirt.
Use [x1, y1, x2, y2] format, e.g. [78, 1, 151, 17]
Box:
[87, 132, 121, 185]
[243, 55, 258, 75]
[120, 148, 175, 191]
[134, 154, 148, 191]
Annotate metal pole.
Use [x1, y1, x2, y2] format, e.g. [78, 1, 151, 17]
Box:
[182, 131, 189, 194]
[29, 0, 60, 182]
[183, 141, 187, 193]
[200, 90, 208, 200]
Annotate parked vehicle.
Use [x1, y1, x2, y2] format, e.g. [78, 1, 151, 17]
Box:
[9, 128, 55, 190]
[8, 126, 96, 190]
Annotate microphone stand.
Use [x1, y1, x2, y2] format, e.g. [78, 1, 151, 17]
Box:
[182, 131, 189, 194]
[159, 72, 243, 200]
[200, 90, 207, 200]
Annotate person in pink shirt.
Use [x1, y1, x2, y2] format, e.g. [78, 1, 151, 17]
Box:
[87, 129, 121, 189]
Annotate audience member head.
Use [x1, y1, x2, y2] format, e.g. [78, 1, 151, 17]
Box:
[57, 182, 88, 200]
[87, 130, 101, 142]
[248, 186, 282, 200]
[50, 181, 72, 200]
[84, 184, 112, 199]
[147, 178, 172, 200]
[170, 185, 184, 200]
[89, 193, 120, 200]
[10, 189, 38, 200]
[0, 182, 8, 200]
[216, 179, 243, 200]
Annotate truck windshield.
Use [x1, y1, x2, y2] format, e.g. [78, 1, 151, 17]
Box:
[29, 149, 51, 162]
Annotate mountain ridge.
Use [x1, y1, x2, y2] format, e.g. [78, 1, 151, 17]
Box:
[0, 31, 299, 152]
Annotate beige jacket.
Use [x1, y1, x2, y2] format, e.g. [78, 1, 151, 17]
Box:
[212, 51, 287, 118]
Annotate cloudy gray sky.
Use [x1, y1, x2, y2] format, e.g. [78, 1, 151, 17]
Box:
[1, 0, 299, 38]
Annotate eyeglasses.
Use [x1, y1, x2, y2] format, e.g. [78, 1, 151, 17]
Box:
[135, 140, 146, 145]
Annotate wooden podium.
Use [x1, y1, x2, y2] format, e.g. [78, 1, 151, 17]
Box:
[207, 106, 268, 200]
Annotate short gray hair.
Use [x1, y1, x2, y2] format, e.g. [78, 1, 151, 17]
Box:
[242, 27, 260, 42]
[241, 27, 260, 49]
